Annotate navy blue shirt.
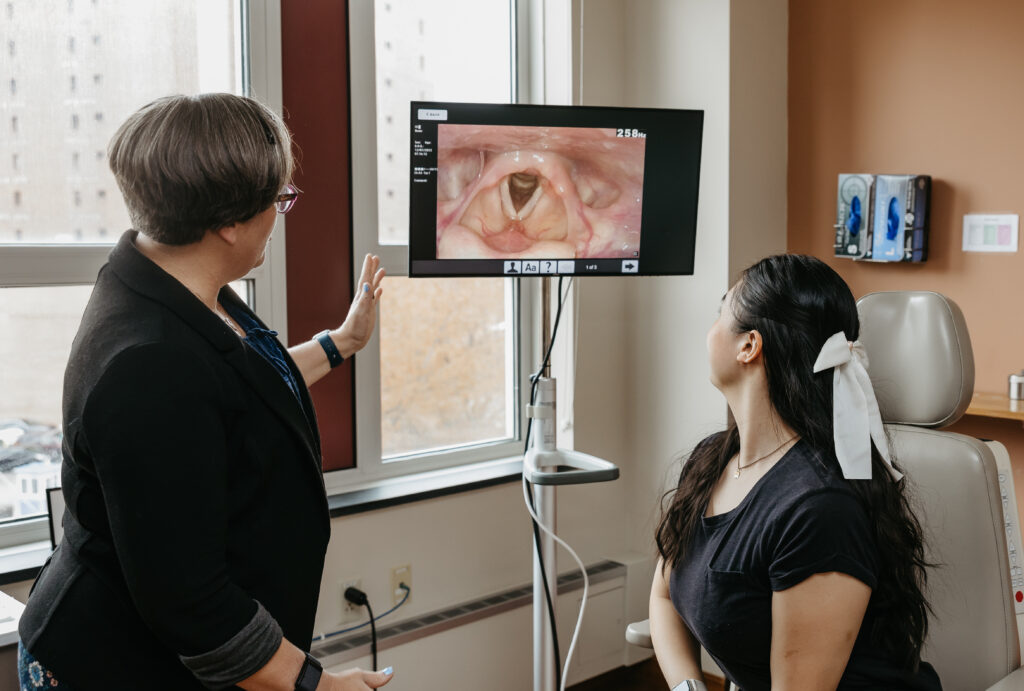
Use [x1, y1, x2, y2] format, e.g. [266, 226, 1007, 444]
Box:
[669, 437, 942, 691]
[223, 302, 304, 403]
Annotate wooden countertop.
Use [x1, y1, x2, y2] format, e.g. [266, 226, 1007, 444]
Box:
[966, 392, 1024, 422]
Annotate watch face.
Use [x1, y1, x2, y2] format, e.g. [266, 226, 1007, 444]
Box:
[296, 654, 323, 691]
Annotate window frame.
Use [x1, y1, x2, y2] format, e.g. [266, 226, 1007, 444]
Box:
[0, 0, 561, 552]
[0, 0, 285, 549]
[327, 0, 541, 494]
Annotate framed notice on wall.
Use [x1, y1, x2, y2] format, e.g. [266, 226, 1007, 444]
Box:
[963, 214, 1019, 253]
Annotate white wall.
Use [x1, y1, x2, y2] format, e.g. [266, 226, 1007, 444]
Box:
[729, 0, 789, 282]
[605, 1, 788, 679]
[573, 0, 789, 560]
[3, 2, 788, 688]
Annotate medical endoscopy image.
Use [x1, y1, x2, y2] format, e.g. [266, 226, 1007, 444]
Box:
[435, 124, 646, 259]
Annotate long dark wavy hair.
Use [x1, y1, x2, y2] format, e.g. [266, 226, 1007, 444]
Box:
[655, 254, 932, 669]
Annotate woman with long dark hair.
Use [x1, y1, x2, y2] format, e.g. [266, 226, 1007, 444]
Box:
[650, 255, 941, 691]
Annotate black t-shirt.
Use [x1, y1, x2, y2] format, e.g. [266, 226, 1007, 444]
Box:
[668, 437, 942, 691]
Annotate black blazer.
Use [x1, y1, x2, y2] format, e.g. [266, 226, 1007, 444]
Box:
[19, 232, 331, 689]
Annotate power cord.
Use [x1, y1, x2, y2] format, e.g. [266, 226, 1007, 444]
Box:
[312, 583, 411, 651]
[343, 586, 378, 671]
[526, 480, 562, 690]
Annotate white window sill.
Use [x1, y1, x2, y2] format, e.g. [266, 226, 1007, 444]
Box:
[0, 539, 51, 586]
[327, 457, 523, 517]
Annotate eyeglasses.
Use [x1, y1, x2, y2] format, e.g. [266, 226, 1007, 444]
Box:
[275, 184, 299, 214]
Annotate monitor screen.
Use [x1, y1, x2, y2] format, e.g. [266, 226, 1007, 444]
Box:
[408, 101, 703, 277]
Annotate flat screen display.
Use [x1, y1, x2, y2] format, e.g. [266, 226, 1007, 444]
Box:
[408, 101, 703, 277]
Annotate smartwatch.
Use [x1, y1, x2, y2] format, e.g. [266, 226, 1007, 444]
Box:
[314, 329, 344, 369]
[294, 652, 323, 691]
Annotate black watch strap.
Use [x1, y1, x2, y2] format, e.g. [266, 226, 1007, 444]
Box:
[294, 652, 323, 691]
[314, 329, 344, 368]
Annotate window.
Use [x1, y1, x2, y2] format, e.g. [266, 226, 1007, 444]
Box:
[339, 0, 535, 489]
[1, 0, 245, 247]
[378, 276, 517, 458]
[371, 0, 514, 247]
[0, 0, 279, 546]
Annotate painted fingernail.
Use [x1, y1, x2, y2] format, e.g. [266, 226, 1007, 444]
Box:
[363, 283, 370, 293]
[383, 666, 393, 675]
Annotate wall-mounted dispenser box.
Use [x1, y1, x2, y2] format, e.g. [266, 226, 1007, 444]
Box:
[868, 174, 930, 263]
[834, 174, 874, 258]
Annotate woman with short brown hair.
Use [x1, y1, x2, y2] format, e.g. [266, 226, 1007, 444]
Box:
[19, 93, 391, 691]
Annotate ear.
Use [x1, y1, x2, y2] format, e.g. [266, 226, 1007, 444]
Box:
[214, 223, 241, 246]
[736, 330, 763, 365]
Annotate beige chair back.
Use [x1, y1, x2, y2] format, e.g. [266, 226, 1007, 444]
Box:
[858, 291, 1019, 690]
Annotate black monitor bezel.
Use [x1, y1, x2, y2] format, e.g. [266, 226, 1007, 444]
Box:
[408, 101, 703, 278]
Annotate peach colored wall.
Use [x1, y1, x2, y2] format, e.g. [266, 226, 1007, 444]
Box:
[788, 0, 1024, 393]
[788, 0, 1024, 520]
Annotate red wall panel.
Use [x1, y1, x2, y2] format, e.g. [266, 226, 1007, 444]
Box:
[281, 1, 355, 471]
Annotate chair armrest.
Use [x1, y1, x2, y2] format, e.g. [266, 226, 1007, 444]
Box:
[986, 666, 1024, 690]
[625, 619, 652, 648]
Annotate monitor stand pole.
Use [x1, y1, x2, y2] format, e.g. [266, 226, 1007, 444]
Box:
[524, 277, 619, 691]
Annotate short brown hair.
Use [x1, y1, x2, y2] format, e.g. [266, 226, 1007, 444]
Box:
[108, 93, 294, 245]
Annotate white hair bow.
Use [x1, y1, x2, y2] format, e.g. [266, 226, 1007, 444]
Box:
[812, 332, 903, 482]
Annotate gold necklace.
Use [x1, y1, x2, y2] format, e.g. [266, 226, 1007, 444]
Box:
[733, 436, 798, 478]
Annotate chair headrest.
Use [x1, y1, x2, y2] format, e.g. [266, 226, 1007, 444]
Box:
[856, 291, 974, 428]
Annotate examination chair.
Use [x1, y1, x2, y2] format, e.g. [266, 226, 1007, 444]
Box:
[855, 290, 1021, 690]
[626, 290, 1023, 691]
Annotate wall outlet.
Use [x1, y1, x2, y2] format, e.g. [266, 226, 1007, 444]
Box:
[340, 577, 362, 624]
[391, 564, 412, 606]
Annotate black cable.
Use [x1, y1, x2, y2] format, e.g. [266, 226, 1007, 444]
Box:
[527, 481, 561, 690]
[532, 275, 569, 388]
[366, 600, 377, 671]
[524, 276, 570, 454]
[523, 275, 571, 689]
[343, 586, 378, 670]
[315, 583, 410, 641]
